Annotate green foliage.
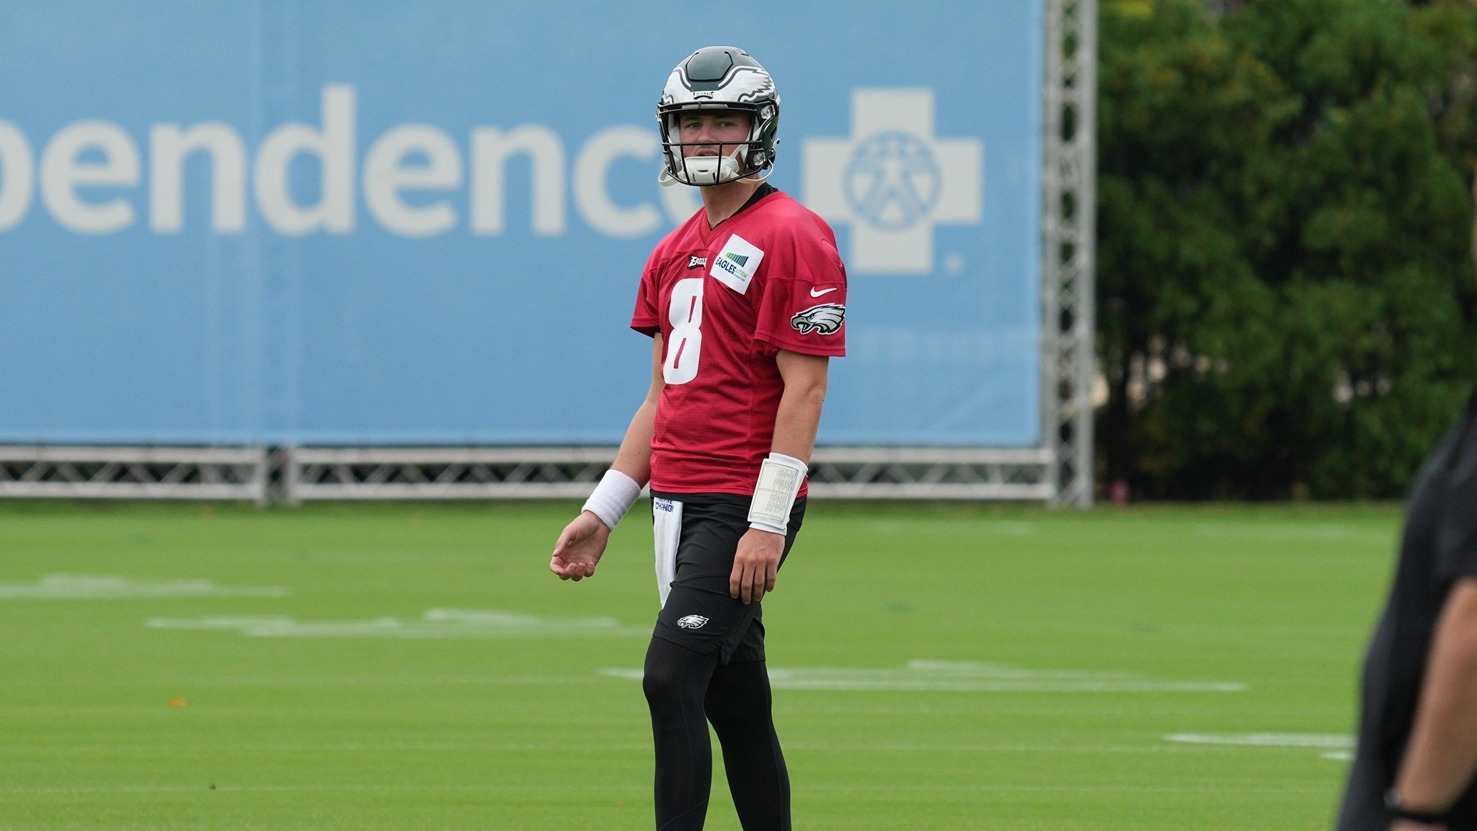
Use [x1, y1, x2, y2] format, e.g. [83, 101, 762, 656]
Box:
[1099, 0, 1477, 499]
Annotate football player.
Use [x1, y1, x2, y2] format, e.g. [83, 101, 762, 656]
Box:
[550, 45, 847, 831]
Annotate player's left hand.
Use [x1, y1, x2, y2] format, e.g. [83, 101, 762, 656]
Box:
[731, 528, 783, 604]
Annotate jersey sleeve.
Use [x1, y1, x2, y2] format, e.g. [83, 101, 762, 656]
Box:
[1436, 412, 1477, 583]
[752, 223, 847, 358]
[630, 251, 663, 338]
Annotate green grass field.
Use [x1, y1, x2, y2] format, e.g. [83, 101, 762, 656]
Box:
[0, 499, 1403, 830]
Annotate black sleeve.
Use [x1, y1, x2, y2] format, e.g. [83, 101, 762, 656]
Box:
[1435, 405, 1477, 583]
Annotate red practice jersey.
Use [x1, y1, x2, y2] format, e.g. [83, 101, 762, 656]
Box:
[631, 187, 847, 496]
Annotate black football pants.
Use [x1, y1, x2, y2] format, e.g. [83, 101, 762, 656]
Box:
[643, 638, 791, 831]
[641, 492, 803, 831]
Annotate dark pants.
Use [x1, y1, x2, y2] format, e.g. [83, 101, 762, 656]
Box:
[642, 492, 804, 831]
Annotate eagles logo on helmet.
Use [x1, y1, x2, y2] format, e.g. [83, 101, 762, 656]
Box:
[657, 46, 780, 187]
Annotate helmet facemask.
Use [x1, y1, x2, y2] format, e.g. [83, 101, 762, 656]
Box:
[657, 47, 780, 187]
[658, 104, 777, 186]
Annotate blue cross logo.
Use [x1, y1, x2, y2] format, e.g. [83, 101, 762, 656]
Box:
[843, 131, 943, 230]
[803, 89, 983, 275]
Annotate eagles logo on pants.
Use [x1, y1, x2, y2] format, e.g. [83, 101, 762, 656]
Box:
[648, 491, 805, 665]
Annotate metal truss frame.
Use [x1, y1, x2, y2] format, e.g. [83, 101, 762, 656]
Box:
[0, 446, 270, 503]
[0, 0, 1094, 505]
[1042, 0, 1098, 506]
[277, 446, 1056, 503]
[279, 447, 617, 502]
[0, 444, 1057, 503]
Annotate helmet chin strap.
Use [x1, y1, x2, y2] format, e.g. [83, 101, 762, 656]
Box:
[660, 145, 748, 187]
[681, 154, 743, 186]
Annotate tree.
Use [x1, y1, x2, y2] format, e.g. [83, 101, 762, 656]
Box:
[1098, 0, 1477, 499]
[1410, 0, 1477, 275]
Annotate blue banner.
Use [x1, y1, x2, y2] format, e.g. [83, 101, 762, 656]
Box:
[0, 0, 1042, 446]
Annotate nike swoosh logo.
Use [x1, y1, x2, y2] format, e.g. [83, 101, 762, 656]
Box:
[809, 287, 839, 297]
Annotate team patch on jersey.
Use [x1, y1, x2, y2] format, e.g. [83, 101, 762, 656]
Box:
[687, 256, 707, 270]
[710, 233, 764, 295]
[791, 302, 845, 336]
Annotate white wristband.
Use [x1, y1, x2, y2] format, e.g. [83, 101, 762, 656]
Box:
[748, 452, 807, 535]
[582, 469, 641, 530]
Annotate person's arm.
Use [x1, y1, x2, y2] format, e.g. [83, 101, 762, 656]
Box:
[549, 336, 664, 581]
[729, 350, 829, 604]
[1388, 577, 1477, 830]
[607, 334, 664, 487]
[768, 351, 829, 462]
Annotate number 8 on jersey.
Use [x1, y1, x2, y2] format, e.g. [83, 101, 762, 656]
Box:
[663, 277, 704, 385]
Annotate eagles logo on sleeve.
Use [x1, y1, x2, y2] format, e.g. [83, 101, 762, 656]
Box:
[790, 303, 845, 336]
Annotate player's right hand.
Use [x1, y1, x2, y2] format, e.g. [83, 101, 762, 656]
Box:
[549, 511, 611, 581]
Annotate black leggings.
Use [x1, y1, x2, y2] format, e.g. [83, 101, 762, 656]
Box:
[642, 635, 791, 831]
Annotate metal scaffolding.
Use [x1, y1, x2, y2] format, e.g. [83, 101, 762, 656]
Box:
[0, 446, 270, 503]
[1043, 0, 1098, 506]
[276, 446, 1057, 503]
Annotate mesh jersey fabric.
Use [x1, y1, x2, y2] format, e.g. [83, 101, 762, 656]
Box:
[630, 188, 847, 496]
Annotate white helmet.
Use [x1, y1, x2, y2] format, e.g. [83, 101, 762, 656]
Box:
[657, 46, 780, 186]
